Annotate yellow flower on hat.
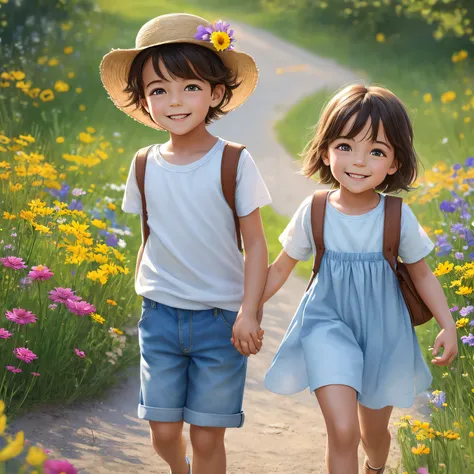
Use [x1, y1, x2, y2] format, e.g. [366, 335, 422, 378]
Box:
[211, 31, 231, 52]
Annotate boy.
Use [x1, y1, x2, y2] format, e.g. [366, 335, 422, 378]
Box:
[100, 13, 270, 474]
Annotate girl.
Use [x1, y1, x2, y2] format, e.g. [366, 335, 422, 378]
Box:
[262, 84, 458, 473]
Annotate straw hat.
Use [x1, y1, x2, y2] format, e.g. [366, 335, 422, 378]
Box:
[100, 13, 258, 130]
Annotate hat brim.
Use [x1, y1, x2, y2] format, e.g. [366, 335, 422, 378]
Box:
[100, 39, 259, 131]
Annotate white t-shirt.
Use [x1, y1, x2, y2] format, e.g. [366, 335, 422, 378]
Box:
[280, 192, 434, 263]
[122, 138, 272, 311]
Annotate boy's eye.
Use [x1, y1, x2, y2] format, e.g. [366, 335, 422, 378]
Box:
[371, 149, 386, 158]
[336, 143, 351, 152]
[185, 84, 201, 92]
[150, 88, 165, 96]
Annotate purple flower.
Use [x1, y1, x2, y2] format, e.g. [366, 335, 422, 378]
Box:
[49, 287, 81, 304]
[43, 459, 78, 474]
[106, 233, 118, 247]
[4, 244, 13, 250]
[453, 163, 462, 170]
[465, 157, 474, 167]
[0, 328, 13, 339]
[66, 299, 96, 316]
[455, 252, 464, 260]
[6, 308, 37, 325]
[74, 348, 85, 359]
[69, 199, 83, 211]
[14, 347, 38, 363]
[47, 182, 70, 201]
[460, 305, 474, 317]
[461, 333, 474, 346]
[450, 306, 459, 312]
[49, 304, 57, 310]
[19, 277, 33, 288]
[194, 20, 236, 51]
[6, 365, 22, 373]
[440, 200, 457, 213]
[428, 390, 446, 409]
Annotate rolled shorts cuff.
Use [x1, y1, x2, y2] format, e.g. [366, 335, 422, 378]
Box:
[183, 407, 245, 428]
[138, 404, 183, 422]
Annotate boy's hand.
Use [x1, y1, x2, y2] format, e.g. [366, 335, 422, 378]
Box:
[431, 326, 458, 366]
[231, 311, 264, 356]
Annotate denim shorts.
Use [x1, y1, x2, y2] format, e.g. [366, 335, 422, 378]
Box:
[138, 298, 248, 428]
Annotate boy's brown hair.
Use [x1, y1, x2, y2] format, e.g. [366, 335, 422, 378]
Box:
[125, 42, 240, 124]
[301, 84, 418, 194]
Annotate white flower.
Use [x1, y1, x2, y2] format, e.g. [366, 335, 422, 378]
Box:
[442, 137, 448, 144]
[118, 239, 126, 248]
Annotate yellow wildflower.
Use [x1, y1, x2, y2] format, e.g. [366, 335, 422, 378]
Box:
[423, 93, 432, 104]
[56, 137, 65, 144]
[210, 31, 231, 51]
[434, 261, 454, 276]
[79, 104, 86, 111]
[456, 287, 473, 296]
[79, 132, 95, 143]
[3, 212, 15, 220]
[456, 317, 469, 328]
[441, 91, 456, 104]
[9, 183, 23, 192]
[411, 444, 430, 455]
[26, 446, 47, 466]
[0, 430, 24, 461]
[107, 299, 117, 306]
[68, 72, 75, 79]
[54, 80, 69, 92]
[91, 219, 107, 230]
[10, 70, 25, 81]
[48, 58, 59, 66]
[107, 202, 116, 211]
[90, 313, 105, 325]
[112, 328, 124, 335]
[375, 33, 385, 43]
[39, 89, 54, 102]
[64, 46, 74, 55]
[76, 87, 83, 94]
[86, 127, 96, 133]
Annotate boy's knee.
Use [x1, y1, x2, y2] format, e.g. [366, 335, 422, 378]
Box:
[149, 421, 183, 445]
[190, 425, 225, 456]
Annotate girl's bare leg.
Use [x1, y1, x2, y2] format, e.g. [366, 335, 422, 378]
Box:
[358, 404, 393, 470]
[315, 385, 360, 474]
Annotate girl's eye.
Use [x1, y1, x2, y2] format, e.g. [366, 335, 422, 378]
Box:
[151, 88, 165, 96]
[336, 143, 351, 152]
[185, 84, 201, 92]
[371, 149, 386, 158]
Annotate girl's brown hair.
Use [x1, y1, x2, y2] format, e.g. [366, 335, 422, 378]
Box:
[125, 43, 240, 124]
[301, 84, 418, 194]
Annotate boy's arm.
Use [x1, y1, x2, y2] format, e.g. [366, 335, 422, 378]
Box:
[231, 208, 268, 356]
[406, 258, 458, 366]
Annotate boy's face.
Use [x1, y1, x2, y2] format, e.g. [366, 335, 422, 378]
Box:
[140, 58, 225, 134]
[323, 116, 398, 193]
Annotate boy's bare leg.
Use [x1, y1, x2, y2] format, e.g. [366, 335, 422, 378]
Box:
[315, 385, 360, 474]
[149, 421, 189, 473]
[190, 425, 226, 474]
[359, 404, 393, 470]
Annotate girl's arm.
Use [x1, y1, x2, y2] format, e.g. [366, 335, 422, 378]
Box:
[260, 249, 299, 305]
[406, 258, 458, 366]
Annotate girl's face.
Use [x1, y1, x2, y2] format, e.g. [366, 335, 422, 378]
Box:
[323, 116, 398, 193]
[140, 58, 224, 135]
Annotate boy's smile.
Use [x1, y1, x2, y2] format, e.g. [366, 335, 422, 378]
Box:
[140, 58, 224, 135]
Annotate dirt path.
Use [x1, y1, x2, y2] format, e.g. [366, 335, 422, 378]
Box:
[12, 20, 430, 474]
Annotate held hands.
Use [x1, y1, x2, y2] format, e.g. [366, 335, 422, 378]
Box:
[231, 310, 264, 357]
[431, 325, 458, 366]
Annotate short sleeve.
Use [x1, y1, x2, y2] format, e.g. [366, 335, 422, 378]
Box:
[121, 155, 142, 215]
[399, 203, 434, 263]
[279, 196, 314, 261]
[235, 149, 272, 217]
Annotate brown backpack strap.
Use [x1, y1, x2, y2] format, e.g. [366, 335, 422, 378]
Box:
[135, 145, 154, 278]
[306, 189, 330, 290]
[222, 142, 246, 252]
[383, 195, 402, 275]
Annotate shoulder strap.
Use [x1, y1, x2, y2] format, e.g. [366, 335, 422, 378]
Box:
[135, 145, 153, 279]
[222, 141, 246, 252]
[383, 195, 402, 274]
[306, 189, 330, 290]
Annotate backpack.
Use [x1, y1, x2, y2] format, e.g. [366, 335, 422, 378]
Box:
[134, 141, 263, 322]
[307, 190, 433, 326]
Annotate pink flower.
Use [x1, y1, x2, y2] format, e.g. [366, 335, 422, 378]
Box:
[0, 328, 13, 339]
[1, 256, 27, 270]
[28, 264, 54, 281]
[31, 372, 41, 377]
[74, 348, 85, 359]
[6, 365, 22, 373]
[13, 347, 38, 363]
[6, 308, 37, 325]
[49, 304, 57, 310]
[48, 287, 81, 304]
[66, 299, 96, 316]
[43, 459, 78, 474]
[418, 469, 429, 474]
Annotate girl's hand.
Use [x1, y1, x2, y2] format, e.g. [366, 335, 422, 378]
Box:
[231, 311, 264, 356]
[431, 326, 458, 366]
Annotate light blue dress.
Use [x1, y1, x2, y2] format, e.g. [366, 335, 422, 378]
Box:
[264, 192, 434, 409]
